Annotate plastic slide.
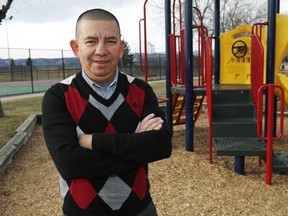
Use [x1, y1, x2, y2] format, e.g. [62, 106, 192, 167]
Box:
[275, 73, 288, 106]
[274, 14, 288, 106]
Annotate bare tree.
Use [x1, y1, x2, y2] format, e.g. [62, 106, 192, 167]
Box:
[0, 0, 14, 117]
[213, 0, 267, 33]
[151, 0, 267, 34]
[0, 0, 14, 23]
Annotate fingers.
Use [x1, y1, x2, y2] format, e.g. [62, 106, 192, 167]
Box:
[144, 117, 163, 131]
[137, 113, 164, 132]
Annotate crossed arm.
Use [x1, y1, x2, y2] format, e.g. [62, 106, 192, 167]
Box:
[42, 84, 172, 180]
[79, 113, 164, 149]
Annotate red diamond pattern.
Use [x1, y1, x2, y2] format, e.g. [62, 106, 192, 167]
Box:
[70, 179, 97, 210]
[132, 166, 147, 200]
[65, 86, 88, 124]
[105, 122, 116, 134]
[126, 83, 145, 117]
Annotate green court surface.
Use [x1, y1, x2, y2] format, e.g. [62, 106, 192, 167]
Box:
[0, 85, 51, 97]
[0, 80, 59, 98]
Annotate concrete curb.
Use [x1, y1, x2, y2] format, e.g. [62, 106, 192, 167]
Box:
[0, 114, 40, 174]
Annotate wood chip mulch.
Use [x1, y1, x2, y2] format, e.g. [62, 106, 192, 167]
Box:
[1, 114, 288, 215]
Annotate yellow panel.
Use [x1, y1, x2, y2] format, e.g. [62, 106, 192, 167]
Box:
[275, 73, 288, 106]
[274, 14, 288, 106]
[220, 24, 252, 84]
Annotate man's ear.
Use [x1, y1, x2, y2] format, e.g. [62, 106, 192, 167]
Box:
[70, 40, 79, 58]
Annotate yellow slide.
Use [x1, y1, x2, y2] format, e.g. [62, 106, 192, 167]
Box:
[275, 73, 288, 105]
[274, 14, 288, 106]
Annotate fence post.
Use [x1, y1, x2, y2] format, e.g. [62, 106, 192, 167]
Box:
[61, 50, 65, 79]
[28, 49, 34, 93]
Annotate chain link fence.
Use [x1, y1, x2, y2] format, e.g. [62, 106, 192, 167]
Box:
[0, 48, 166, 96]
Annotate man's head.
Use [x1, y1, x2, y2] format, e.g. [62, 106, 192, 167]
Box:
[75, 8, 121, 39]
[70, 8, 124, 83]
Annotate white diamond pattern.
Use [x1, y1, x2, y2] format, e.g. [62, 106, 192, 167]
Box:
[88, 94, 124, 121]
[98, 176, 132, 210]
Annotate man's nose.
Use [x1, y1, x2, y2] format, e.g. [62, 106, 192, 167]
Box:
[95, 42, 107, 55]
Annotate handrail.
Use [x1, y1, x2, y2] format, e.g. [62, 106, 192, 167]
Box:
[193, 25, 208, 88]
[256, 84, 284, 185]
[172, 0, 183, 35]
[169, 3, 208, 87]
[252, 22, 268, 38]
[169, 33, 178, 86]
[250, 34, 264, 106]
[169, 25, 208, 87]
[205, 36, 213, 164]
[250, 22, 268, 106]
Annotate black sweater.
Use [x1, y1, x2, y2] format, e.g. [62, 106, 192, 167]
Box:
[42, 72, 172, 215]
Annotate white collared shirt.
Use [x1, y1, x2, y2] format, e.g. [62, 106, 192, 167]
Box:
[82, 69, 118, 100]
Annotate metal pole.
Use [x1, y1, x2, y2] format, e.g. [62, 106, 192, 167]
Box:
[266, 0, 277, 85]
[5, 16, 13, 81]
[143, 0, 149, 82]
[265, 86, 274, 185]
[214, 0, 220, 84]
[165, 0, 173, 135]
[159, 53, 162, 79]
[61, 50, 65, 79]
[266, 0, 277, 136]
[28, 49, 34, 93]
[139, 19, 144, 74]
[185, 0, 194, 151]
[5, 19, 11, 60]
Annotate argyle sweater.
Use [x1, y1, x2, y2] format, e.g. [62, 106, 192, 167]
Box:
[42, 71, 172, 216]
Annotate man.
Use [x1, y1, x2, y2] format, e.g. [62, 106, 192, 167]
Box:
[42, 8, 172, 216]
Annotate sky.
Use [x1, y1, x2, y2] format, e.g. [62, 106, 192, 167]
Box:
[1, 0, 288, 59]
[0, 0, 166, 59]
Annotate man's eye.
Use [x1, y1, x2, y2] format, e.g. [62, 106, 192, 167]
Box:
[107, 40, 116, 44]
[86, 40, 96, 45]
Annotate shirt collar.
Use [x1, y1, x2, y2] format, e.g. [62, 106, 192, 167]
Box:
[82, 69, 118, 89]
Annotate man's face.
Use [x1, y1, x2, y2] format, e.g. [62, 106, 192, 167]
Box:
[70, 19, 124, 83]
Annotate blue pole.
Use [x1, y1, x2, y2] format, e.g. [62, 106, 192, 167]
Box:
[265, 0, 277, 136]
[276, 0, 280, 13]
[165, 0, 173, 134]
[185, 0, 194, 151]
[266, 0, 277, 85]
[214, 0, 220, 84]
[234, 157, 245, 175]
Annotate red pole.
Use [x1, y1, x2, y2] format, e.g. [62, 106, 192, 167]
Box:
[139, 19, 144, 74]
[257, 84, 284, 185]
[266, 85, 274, 185]
[205, 37, 213, 163]
[143, 0, 148, 82]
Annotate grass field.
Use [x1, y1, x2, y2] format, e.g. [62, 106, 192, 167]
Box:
[0, 96, 43, 149]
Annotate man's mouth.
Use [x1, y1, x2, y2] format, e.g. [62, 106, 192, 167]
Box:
[94, 60, 109, 65]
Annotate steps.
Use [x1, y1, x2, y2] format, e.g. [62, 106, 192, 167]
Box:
[213, 137, 266, 156]
[262, 153, 288, 173]
[172, 93, 204, 125]
[212, 86, 266, 156]
[211, 85, 288, 173]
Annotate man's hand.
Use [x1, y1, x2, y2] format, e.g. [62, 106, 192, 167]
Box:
[136, 113, 164, 133]
[79, 134, 92, 149]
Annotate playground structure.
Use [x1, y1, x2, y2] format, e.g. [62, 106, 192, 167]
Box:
[141, 0, 288, 185]
[140, 1, 207, 127]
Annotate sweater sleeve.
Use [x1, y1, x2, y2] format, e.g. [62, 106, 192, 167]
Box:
[91, 85, 172, 164]
[42, 85, 139, 180]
